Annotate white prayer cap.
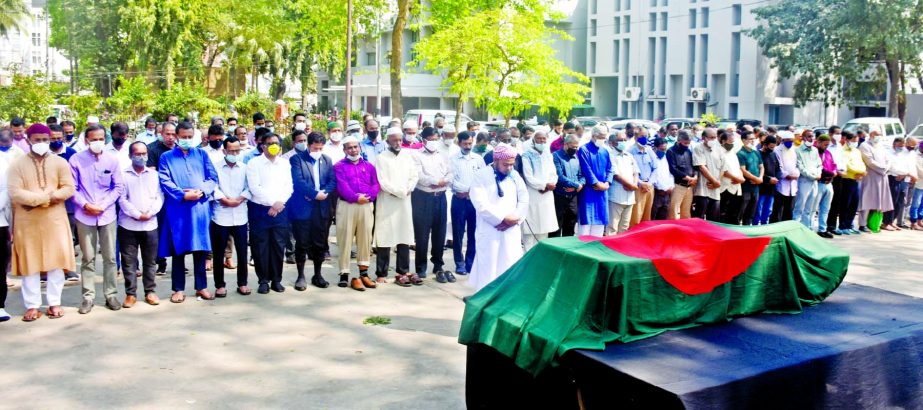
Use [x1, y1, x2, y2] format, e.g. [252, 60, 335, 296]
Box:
[304, 118, 313, 126]
[342, 134, 360, 145]
[778, 131, 795, 140]
[386, 126, 403, 136]
[443, 124, 456, 133]
[346, 120, 361, 133]
[87, 115, 100, 123]
[402, 120, 418, 130]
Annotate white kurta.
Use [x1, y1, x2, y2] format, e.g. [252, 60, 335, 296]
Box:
[375, 149, 419, 247]
[468, 167, 529, 291]
[521, 148, 559, 235]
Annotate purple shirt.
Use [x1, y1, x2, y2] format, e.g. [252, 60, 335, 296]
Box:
[333, 158, 380, 203]
[819, 148, 838, 184]
[70, 150, 124, 226]
[12, 136, 30, 153]
[118, 166, 163, 231]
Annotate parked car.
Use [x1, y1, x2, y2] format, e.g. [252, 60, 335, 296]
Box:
[605, 119, 661, 135]
[907, 123, 923, 138]
[842, 117, 906, 146]
[403, 110, 475, 130]
[574, 116, 607, 128]
[661, 118, 699, 130]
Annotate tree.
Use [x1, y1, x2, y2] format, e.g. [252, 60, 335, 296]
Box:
[389, 0, 413, 121]
[151, 83, 220, 120]
[413, 5, 590, 127]
[0, 74, 55, 123]
[107, 75, 155, 118]
[0, 0, 30, 37]
[48, 0, 129, 96]
[748, 0, 923, 121]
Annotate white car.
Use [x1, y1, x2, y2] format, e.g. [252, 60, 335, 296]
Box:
[842, 117, 906, 146]
[403, 110, 474, 130]
[604, 119, 661, 135]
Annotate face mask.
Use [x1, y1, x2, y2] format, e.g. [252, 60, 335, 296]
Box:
[461, 148, 472, 155]
[227, 126, 237, 134]
[309, 151, 322, 160]
[783, 141, 794, 149]
[225, 154, 239, 164]
[177, 138, 196, 150]
[594, 139, 607, 149]
[208, 140, 223, 149]
[50, 140, 64, 151]
[65, 133, 75, 141]
[294, 123, 307, 131]
[474, 145, 487, 153]
[667, 135, 677, 142]
[722, 143, 734, 151]
[112, 137, 127, 146]
[347, 154, 361, 162]
[254, 125, 264, 130]
[132, 155, 148, 167]
[870, 136, 880, 144]
[425, 140, 440, 152]
[266, 144, 281, 156]
[803, 140, 814, 147]
[848, 141, 859, 149]
[89, 140, 105, 154]
[403, 134, 414, 143]
[566, 148, 577, 156]
[290, 142, 306, 152]
[656, 150, 666, 159]
[533, 143, 546, 152]
[31, 142, 50, 156]
[443, 138, 453, 147]
[615, 141, 627, 152]
[706, 140, 718, 149]
[0, 145, 9, 152]
[637, 137, 649, 146]
[330, 132, 343, 142]
[157, 134, 164, 142]
[266, 127, 274, 134]
[367, 130, 379, 141]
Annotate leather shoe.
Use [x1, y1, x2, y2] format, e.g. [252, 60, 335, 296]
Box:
[338, 274, 349, 288]
[859, 226, 871, 233]
[294, 277, 307, 291]
[257, 283, 270, 294]
[145, 293, 160, 305]
[312, 275, 329, 288]
[435, 271, 447, 283]
[360, 275, 377, 289]
[271, 282, 285, 293]
[78, 299, 93, 314]
[106, 296, 122, 311]
[122, 295, 137, 308]
[350, 278, 366, 291]
[445, 272, 457, 283]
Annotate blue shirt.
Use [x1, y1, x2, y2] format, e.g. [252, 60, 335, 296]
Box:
[360, 138, 385, 165]
[577, 142, 614, 226]
[553, 148, 585, 196]
[158, 147, 219, 256]
[628, 143, 658, 183]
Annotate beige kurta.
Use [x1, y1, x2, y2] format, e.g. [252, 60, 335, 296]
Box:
[8, 152, 76, 276]
[521, 148, 559, 235]
[374, 149, 419, 247]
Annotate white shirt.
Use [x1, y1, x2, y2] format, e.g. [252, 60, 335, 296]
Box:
[0, 145, 25, 162]
[888, 147, 914, 177]
[0, 155, 10, 227]
[608, 148, 639, 205]
[246, 154, 294, 206]
[104, 142, 132, 173]
[136, 130, 158, 145]
[414, 147, 453, 193]
[322, 141, 346, 164]
[775, 145, 800, 197]
[450, 150, 487, 194]
[203, 145, 226, 167]
[720, 146, 743, 196]
[213, 161, 251, 226]
[650, 153, 675, 191]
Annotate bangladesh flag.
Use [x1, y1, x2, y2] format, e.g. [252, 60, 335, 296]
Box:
[458, 220, 849, 375]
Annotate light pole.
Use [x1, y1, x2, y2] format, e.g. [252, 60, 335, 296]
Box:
[344, 0, 353, 129]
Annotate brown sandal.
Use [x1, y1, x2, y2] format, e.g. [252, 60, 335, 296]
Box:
[393, 274, 411, 287]
[170, 292, 186, 303]
[409, 274, 424, 286]
[22, 308, 42, 322]
[47, 306, 64, 319]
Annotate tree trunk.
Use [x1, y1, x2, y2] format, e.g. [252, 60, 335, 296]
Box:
[898, 61, 907, 123]
[390, 0, 411, 120]
[455, 94, 464, 130]
[886, 58, 901, 120]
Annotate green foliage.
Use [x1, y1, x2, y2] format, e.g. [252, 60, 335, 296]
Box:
[48, 0, 129, 96]
[60, 92, 104, 129]
[151, 83, 220, 120]
[362, 316, 392, 326]
[0, 0, 30, 37]
[699, 112, 722, 127]
[107, 76, 155, 119]
[232, 92, 274, 123]
[0, 75, 55, 123]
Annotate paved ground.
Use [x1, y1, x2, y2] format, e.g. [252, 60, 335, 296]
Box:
[0, 227, 921, 409]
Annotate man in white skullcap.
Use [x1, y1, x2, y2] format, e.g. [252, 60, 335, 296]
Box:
[73, 115, 102, 152]
[441, 124, 459, 157]
[401, 120, 423, 149]
[345, 120, 362, 138]
[374, 126, 420, 286]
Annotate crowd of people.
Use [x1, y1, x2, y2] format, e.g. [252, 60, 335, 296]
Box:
[0, 112, 920, 323]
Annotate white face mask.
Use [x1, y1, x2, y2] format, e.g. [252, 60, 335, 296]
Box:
[533, 143, 546, 152]
[89, 140, 105, 154]
[227, 126, 237, 134]
[594, 139, 607, 148]
[309, 151, 322, 160]
[347, 154, 361, 162]
[443, 138, 453, 146]
[294, 123, 307, 131]
[803, 140, 814, 147]
[425, 140, 440, 152]
[706, 139, 718, 148]
[330, 132, 343, 142]
[848, 141, 859, 149]
[31, 142, 50, 156]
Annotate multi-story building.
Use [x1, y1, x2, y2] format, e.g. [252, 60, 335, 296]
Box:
[0, 0, 69, 85]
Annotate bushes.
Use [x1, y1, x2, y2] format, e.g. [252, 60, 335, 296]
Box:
[151, 83, 221, 121]
[0, 74, 55, 123]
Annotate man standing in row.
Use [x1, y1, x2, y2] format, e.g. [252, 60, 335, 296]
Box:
[577, 126, 613, 236]
[412, 127, 453, 283]
[666, 131, 696, 219]
[551, 134, 584, 237]
[289, 132, 336, 290]
[376, 128, 419, 287]
[737, 131, 764, 225]
[753, 136, 779, 225]
[793, 131, 821, 228]
[607, 133, 638, 234]
[72, 125, 124, 314]
[334, 137, 379, 290]
[118, 142, 163, 307]
[628, 131, 657, 226]
[247, 133, 293, 294]
[521, 131, 558, 250]
[210, 136, 252, 296]
[649, 137, 675, 220]
[692, 128, 724, 221]
[450, 131, 486, 275]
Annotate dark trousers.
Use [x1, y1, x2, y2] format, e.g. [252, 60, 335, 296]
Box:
[411, 189, 447, 274]
[652, 189, 671, 220]
[172, 251, 207, 292]
[771, 192, 795, 223]
[376, 244, 410, 278]
[155, 208, 168, 272]
[118, 227, 158, 296]
[249, 204, 290, 285]
[0, 226, 8, 308]
[837, 178, 861, 230]
[693, 196, 720, 221]
[451, 196, 477, 273]
[884, 176, 909, 225]
[210, 222, 249, 288]
[293, 207, 331, 264]
[551, 194, 579, 237]
[719, 191, 742, 224]
[737, 191, 759, 225]
[826, 176, 843, 231]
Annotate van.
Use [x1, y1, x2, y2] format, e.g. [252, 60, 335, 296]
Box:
[403, 110, 474, 129]
[842, 117, 905, 145]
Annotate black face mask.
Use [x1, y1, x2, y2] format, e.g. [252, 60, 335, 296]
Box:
[367, 130, 380, 141]
[112, 137, 126, 146]
[208, 140, 222, 149]
[566, 148, 577, 156]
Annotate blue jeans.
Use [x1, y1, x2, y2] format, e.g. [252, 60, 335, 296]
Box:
[910, 188, 923, 223]
[793, 177, 818, 227]
[451, 196, 477, 273]
[814, 182, 834, 232]
[753, 194, 775, 225]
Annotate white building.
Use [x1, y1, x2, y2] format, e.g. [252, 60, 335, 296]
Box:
[0, 0, 69, 85]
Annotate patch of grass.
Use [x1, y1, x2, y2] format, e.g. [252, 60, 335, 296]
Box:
[363, 316, 392, 326]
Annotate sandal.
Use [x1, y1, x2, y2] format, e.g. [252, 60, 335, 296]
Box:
[22, 308, 42, 322]
[170, 292, 186, 303]
[409, 274, 424, 286]
[224, 259, 237, 269]
[47, 306, 64, 319]
[196, 290, 215, 300]
[393, 274, 411, 287]
[237, 286, 252, 295]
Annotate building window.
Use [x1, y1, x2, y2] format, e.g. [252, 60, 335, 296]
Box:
[661, 12, 668, 31]
[729, 103, 739, 120]
[366, 52, 376, 66]
[31, 33, 41, 47]
[702, 7, 710, 28]
[591, 19, 597, 37]
[689, 9, 697, 29]
[614, 16, 621, 34]
[613, 40, 620, 73]
[650, 0, 657, 7]
[591, 0, 597, 14]
[649, 13, 657, 31]
[624, 0, 631, 11]
[624, 15, 631, 33]
[732, 4, 742, 25]
[615, 0, 621, 12]
[590, 42, 597, 74]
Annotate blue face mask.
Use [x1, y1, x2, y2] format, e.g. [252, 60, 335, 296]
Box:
[783, 141, 794, 149]
[0, 145, 9, 152]
[177, 138, 196, 150]
[637, 137, 649, 146]
[656, 150, 666, 159]
[615, 141, 627, 152]
[50, 141, 64, 151]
